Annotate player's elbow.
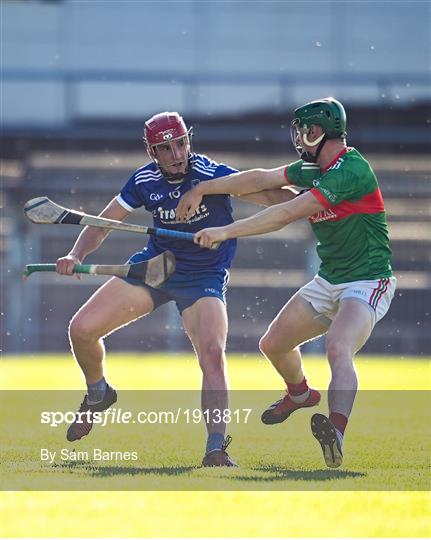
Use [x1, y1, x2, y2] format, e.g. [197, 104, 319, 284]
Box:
[265, 189, 295, 207]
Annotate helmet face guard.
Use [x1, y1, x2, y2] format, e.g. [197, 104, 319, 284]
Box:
[143, 112, 193, 182]
[290, 121, 326, 163]
[291, 120, 325, 151]
[290, 121, 304, 157]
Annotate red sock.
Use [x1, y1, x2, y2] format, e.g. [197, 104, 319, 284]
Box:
[287, 377, 309, 396]
[329, 412, 348, 434]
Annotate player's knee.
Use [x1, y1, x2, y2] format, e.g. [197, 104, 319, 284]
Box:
[259, 334, 273, 358]
[198, 342, 226, 375]
[201, 340, 225, 359]
[326, 336, 352, 366]
[68, 314, 98, 345]
[259, 332, 292, 361]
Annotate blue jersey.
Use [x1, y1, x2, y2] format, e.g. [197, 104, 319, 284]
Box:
[116, 153, 238, 272]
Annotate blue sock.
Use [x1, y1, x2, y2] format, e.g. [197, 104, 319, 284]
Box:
[206, 432, 225, 454]
[87, 377, 107, 403]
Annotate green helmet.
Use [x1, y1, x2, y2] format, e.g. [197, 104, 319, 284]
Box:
[292, 97, 347, 139]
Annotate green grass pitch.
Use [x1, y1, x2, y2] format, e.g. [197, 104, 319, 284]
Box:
[0, 353, 430, 538]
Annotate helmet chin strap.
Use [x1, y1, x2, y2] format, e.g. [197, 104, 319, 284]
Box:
[300, 133, 327, 163]
[158, 163, 190, 183]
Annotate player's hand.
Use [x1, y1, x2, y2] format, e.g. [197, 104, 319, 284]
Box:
[194, 227, 229, 249]
[56, 254, 81, 278]
[176, 187, 203, 222]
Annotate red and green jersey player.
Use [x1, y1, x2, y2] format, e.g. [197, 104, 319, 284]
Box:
[177, 97, 396, 469]
[285, 147, 392, 284]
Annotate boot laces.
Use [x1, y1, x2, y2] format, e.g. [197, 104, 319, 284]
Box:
[222, 435, 232, 452]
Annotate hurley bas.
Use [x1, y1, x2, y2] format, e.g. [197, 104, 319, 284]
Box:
[40, 448, 139, 463]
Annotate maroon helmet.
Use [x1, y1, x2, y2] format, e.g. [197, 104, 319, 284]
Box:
[144, 112, 190, 145]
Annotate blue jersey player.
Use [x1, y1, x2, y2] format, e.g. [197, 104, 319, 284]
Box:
[56, 112, 291, 467]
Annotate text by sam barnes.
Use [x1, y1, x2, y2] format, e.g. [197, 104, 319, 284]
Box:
[40, 448, 139, 463]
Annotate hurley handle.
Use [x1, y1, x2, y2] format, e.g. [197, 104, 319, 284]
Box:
[152, 228, 195, 242]
[152, 227, 219, 249]
[23, 264, 93, 277]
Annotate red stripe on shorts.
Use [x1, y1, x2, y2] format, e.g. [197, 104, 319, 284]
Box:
[369, 279, 383, 308]
[373, 278, 390, 309]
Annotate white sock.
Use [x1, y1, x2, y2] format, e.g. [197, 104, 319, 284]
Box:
[335, 428, 344, 449]
[289, 389, 310, 404]
[87, 397, 103, 405]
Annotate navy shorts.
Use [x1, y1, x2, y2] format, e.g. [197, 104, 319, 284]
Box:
[123, 251, 229, 315]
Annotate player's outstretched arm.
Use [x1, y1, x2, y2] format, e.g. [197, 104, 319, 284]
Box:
[56, 198, 131, 275]
[194, 191, 324, 249]
[176, 166, 287, 221]
[238, 186, 298, 207]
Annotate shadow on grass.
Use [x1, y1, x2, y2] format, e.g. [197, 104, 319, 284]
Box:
[56, 461, 195, 477]
[56, 461, 365, 482]
[91, 465, 196, 478]
[229, 466, 366, 482]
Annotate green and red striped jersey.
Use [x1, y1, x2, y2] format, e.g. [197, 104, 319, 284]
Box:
[285, 147, 393, 284]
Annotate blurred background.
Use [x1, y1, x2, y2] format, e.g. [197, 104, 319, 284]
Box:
[1, 0, 430, 356]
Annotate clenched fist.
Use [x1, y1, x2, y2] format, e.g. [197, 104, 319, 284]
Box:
[176, 187, 203, 222]
[56, 253, 81, 278]
[194, 227, 229, 249]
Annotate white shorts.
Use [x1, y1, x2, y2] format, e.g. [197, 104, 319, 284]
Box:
[298, 275, 397, 327]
